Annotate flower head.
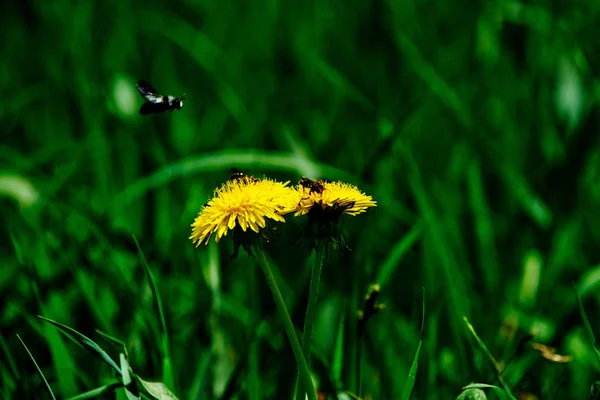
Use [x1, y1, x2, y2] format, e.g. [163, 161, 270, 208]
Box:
[295, 179, 376, 217]
[190, 175, 297, 256]
[293, 178, 376, 252]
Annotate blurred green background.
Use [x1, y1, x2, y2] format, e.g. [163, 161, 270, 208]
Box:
[2, 0, 600, 399]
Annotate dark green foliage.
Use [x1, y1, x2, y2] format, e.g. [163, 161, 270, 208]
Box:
[2, 0, 600, 398]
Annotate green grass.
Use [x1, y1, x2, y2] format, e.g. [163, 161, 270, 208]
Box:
[2, 0, 600, 399]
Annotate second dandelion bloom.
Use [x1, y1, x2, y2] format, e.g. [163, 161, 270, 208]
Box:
[190, 174, 297, 251]
[293, 177, 377, 251]
[295, 178, 377, 217]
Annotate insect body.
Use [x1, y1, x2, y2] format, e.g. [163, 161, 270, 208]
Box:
[135, 80, 185, 115]
[299, 177, 326, 195]
[230, 168, 260, 183]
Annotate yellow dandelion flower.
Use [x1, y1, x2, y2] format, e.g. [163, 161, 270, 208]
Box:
[190, 176, 297, 248]
[294, 179, 377, 217]
[292, 178, 376, 252]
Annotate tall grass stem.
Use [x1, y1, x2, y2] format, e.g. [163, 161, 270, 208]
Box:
[295, 245, 326, 400]
[255, 248, 318, 400]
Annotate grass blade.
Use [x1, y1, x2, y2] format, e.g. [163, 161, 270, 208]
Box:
[462, 316, 500, 374]
[462, 383, 515, 400]
[137, 376, 179, 400]
[96, 329, 129, 358]
[400, 287, 426, 400]
[66, 382, 122, 400]
[376, 221, 423, 286]
[332, 307, 347, 387]
[38, 315, 121, 375]
[574, 285, 600, 365]
[16, 334, 56, 400]
[120, 353, 141, 400]
[133, 236, 175, 392]
[455, 388, 487, 400]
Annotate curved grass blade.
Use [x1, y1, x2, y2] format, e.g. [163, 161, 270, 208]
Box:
[376, 222, 424, 286]
[137, 376, 179, 400]
[37, 316, 121, 375]
[133, 236, 174, 391]
[113, 150, 353, 207]
[66, 382, 122, 400]
[16, 334, 56, 400]
[455, 388, 487, 400]
[96, 329, 129, 358]
[574, 285, 600, 365]
[462, 384, 515, 400]
[462, 317, 500, 374]
[400, 287, 425, 400]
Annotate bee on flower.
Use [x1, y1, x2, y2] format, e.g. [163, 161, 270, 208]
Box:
[293, 177, 376, 252]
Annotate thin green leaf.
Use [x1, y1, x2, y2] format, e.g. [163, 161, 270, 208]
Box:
[16, 334, 56, 400]
[137, 376, 179, 400]
[462, 317, 500, 374]
[376, 222, 423, 286]
[133, 236, 174, 391]
[121, 353, 141, 400]
[96, 329, 129, 358]
[400, 287, 426, 400]
[37, 316, 121, 375]
[66, 382, 122, 400]
[332, 307, 347, 387]
[574, 285, 600, 365]
[462, 384, 515, 400]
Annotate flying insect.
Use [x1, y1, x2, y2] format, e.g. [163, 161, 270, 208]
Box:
[135, 80, 185, 115]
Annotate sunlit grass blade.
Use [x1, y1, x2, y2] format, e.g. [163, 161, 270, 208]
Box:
[137, 376, 179, 400]
[574, 285, 600, 365]
[133, 235, 175, 392]
[66, 382, 122, 400]
[120, 353, 141, 400]
[113, 150, 352, 206]
[401, 287, 425, 400]
[461, 383, 515, 400]
[218, 351, 248, 400]
[37, 315, 121, 375]
[16, 334, 56, 400]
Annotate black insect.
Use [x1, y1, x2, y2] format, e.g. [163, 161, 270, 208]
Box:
[299, 177, 325, 194]
[135, 80, 186, 115]
[230, 168, 259, 183]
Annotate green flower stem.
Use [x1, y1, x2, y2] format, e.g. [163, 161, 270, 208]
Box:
[295, 245, 326, 400]
[255, 249, 318, 400]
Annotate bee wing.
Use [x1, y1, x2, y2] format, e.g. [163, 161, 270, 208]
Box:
[136, 80, 163, 103]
